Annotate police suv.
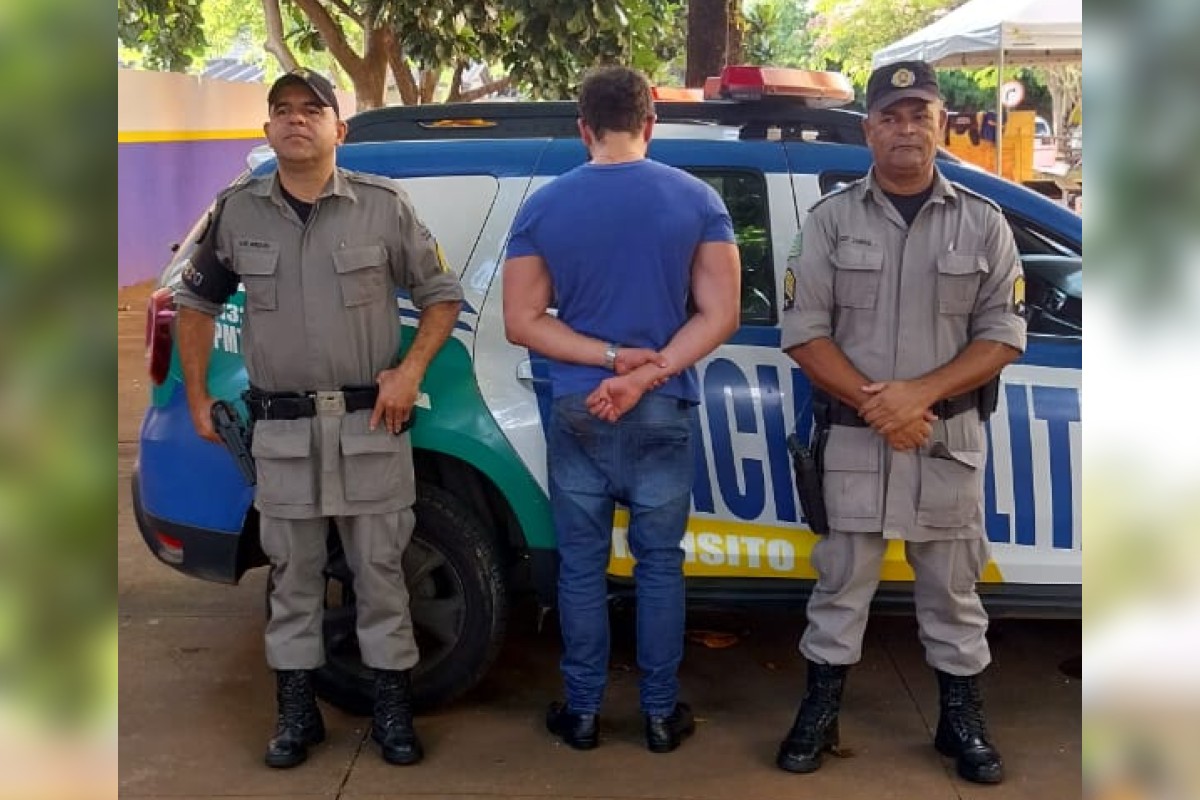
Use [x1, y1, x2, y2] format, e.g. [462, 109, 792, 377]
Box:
[133, 67, 1082, 714]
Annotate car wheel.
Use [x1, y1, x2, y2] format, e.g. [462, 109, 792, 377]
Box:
[311, 482, 509, 715]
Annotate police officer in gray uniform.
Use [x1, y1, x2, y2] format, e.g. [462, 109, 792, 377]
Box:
[777, 61, 1025, 784]
[174, 70, 462, 769]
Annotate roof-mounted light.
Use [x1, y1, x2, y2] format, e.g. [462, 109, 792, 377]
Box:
[651, 86, 704, 102]
[704, 66, 854, 108]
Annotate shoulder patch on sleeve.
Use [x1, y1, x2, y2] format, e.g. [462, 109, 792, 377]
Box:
[783, 267, 796, 310]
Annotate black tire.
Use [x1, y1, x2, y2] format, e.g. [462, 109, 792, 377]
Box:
[311, 482, 509, 715]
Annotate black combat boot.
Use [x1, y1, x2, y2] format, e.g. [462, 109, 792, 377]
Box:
[776, 661, 848, 774]
[934, 670, 1004, 784]
[264, 669, 326, 768]
[372, 669, 424, 765]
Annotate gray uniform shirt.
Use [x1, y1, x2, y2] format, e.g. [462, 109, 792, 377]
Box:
[781, 167, 1026, 541]
[176, 169, 463, 519]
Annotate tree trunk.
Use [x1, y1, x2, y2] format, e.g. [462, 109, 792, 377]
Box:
[290, 0, 388, 110]
[419, 69, 440, 104]
[726, 0, 744, 67]
[686, 0, 729, 87]
[446, 62, 466, 102]
[356, 26, 391, 110]
[386, 41, 420, 106]
[261, 0, 299, 72]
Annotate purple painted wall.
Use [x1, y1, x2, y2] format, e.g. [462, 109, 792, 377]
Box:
[118, 138, 262, 287]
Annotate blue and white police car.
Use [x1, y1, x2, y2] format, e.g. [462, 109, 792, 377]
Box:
[133, 67, 1082, 713]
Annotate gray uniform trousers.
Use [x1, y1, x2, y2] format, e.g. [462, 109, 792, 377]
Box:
[261, 509, 418, 671]
[800, 530, 991, 675]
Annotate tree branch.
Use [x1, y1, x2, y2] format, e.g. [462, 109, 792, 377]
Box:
[325, 0, 362, 25]
[386, 38, 419, 106]
[261, 0, 299, 72]
[457, 76, 512, 103]
[446, 61, 466, 102]
[291, 0, 365, 73]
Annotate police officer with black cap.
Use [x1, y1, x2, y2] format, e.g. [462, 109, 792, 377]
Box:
[174, 68, 462, 769]
[777, 60, 1026, 784]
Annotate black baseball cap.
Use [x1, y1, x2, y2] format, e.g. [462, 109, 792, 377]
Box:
[866, 60, 941, 113]
[267, 68, 340, 116]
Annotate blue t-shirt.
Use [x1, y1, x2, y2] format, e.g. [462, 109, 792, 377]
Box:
[506, 158, 735, 402]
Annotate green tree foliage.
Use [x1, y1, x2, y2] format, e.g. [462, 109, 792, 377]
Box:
[497, 0, 681, 98]
[742, 0, 815, 69]
[808, 0, 965, 86]
[939, 67, 1051, 118]
[117, 0, 207, 71]
[201, 0, 269, 58]
[117, 0, 678, 106]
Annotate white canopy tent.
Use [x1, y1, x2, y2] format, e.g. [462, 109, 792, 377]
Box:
[872, 0, 1082, 174]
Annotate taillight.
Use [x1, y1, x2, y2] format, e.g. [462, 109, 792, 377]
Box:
[146, 286, 177, 385]
[154, 531, 184, 564]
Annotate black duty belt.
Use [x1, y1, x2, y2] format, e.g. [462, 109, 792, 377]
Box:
[822, 391, 978, 428]
[245, 385, 380, 421]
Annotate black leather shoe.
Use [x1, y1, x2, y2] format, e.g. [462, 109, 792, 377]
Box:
[934, 670, 1004, 784]
[265, 670, 326, 769]
[545, 701, 599, 750]
[372, 669, 424, 766]
[644, 702, 696, 753]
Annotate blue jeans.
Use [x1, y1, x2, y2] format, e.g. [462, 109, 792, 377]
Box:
[547, 392, 694, 717]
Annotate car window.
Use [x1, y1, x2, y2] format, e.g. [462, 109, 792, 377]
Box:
[1004, 214, 1081, 335]
[1004, 213, 1078, 258]
[689, 169, 776, 326]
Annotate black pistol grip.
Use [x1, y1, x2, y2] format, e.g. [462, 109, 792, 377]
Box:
[210, 400, 256, 486]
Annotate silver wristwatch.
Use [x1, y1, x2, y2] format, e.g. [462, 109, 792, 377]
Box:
[603, 342, 619, 370]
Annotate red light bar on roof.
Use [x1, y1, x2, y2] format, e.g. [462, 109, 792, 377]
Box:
[706, 66, 854, 108]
